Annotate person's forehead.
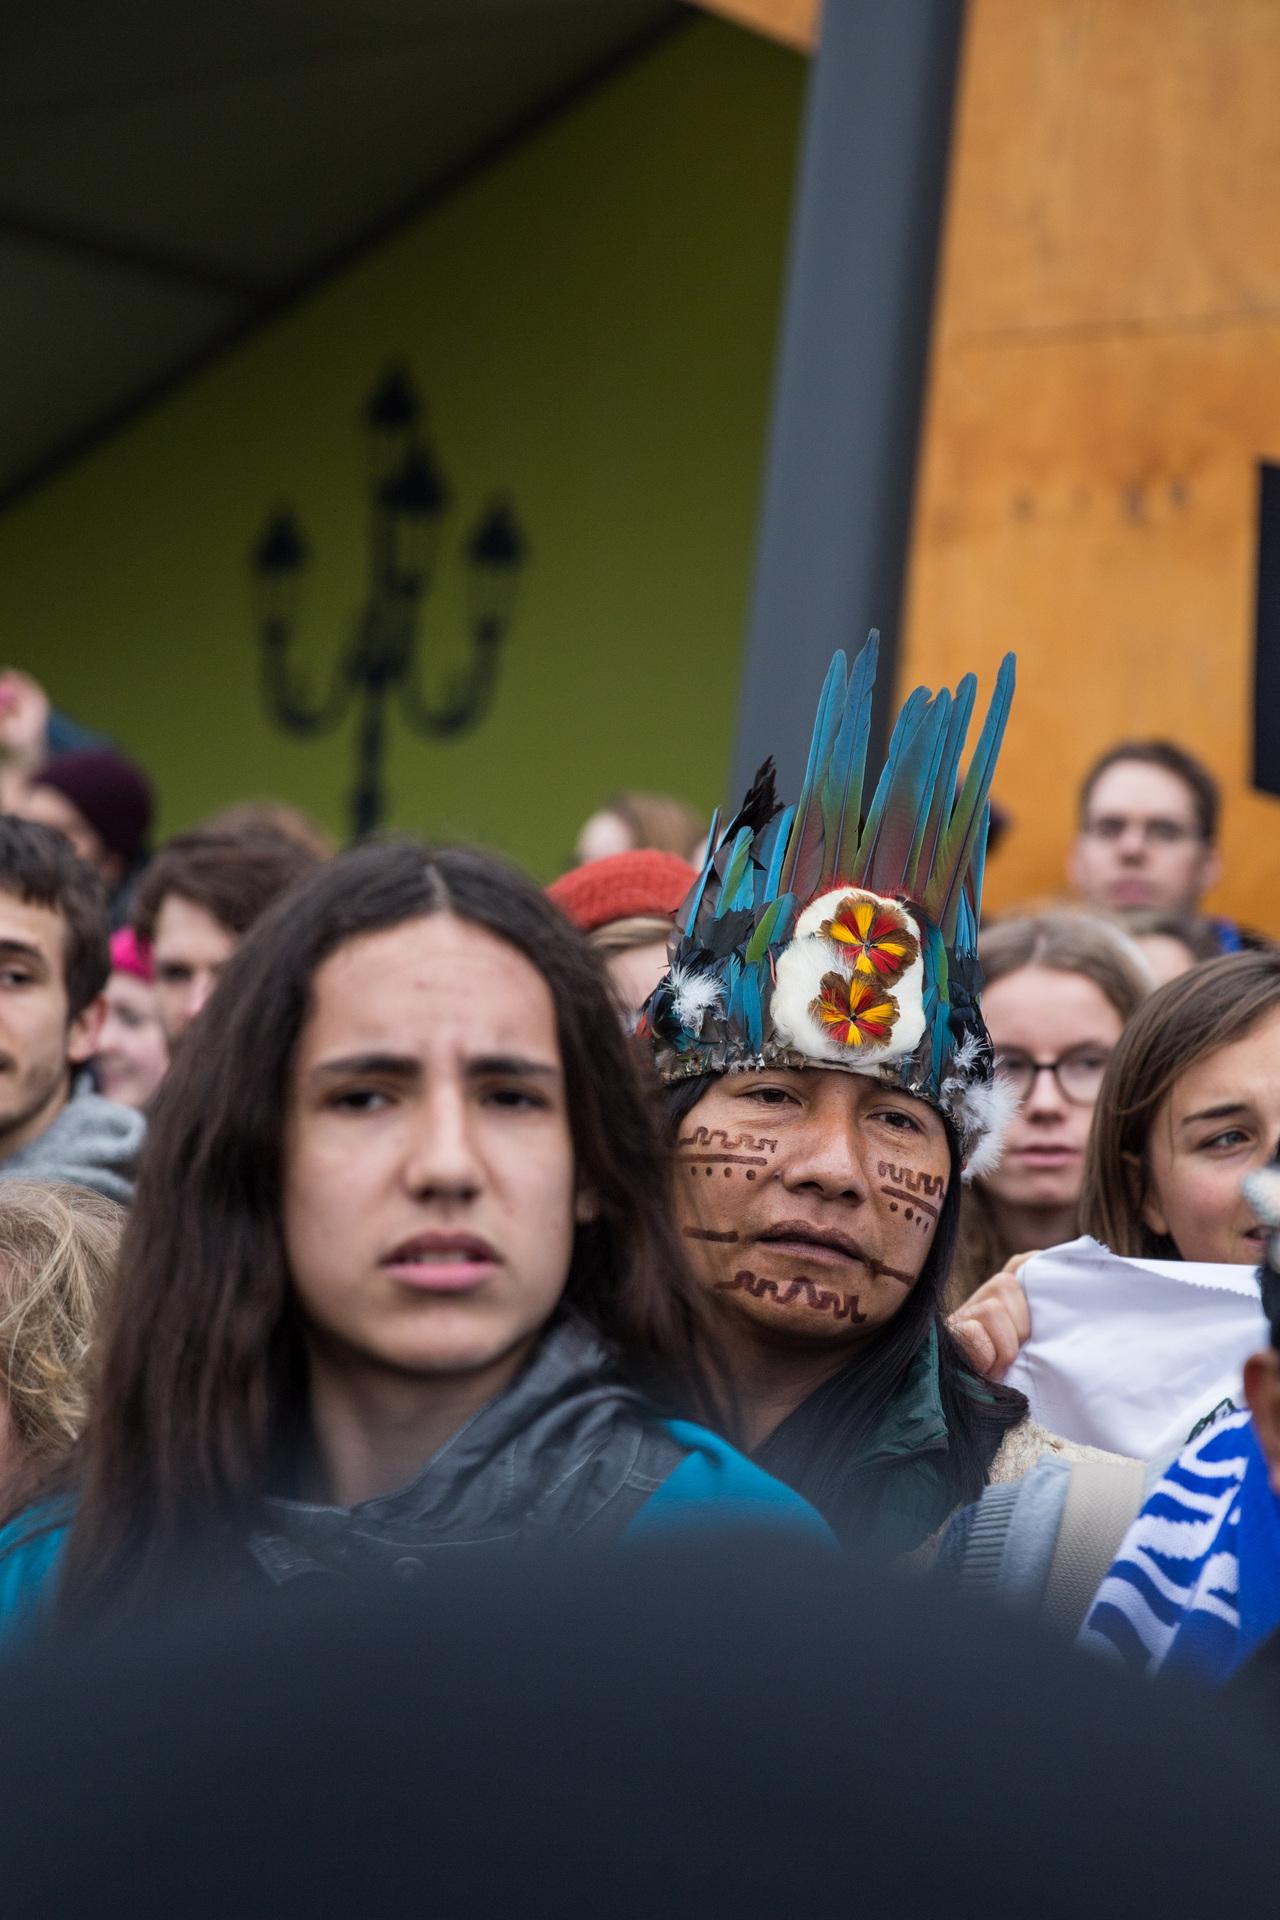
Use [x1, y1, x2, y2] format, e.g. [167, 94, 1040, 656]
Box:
[152, 892, 237, 958]
[106, 967, 153, 1007]
[983, 964, 1122, 1040]
[1169, 1006, 1280, 1118]
[301, 915, 560, 1061]
[0, 887, 68, 968]
[1087, 760, 1198, 822]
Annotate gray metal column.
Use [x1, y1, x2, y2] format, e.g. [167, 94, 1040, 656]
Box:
[730, 0, 967, 798]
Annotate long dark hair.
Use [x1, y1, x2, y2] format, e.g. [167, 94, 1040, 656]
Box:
[661, 1077, 1026, 1534]
[58, 842, 711, 1613]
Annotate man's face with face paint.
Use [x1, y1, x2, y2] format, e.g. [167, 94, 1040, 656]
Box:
[671, 1066, 952, 1347]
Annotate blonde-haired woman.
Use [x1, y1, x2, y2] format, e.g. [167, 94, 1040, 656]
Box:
[0, 1182, 121, 1509]
[948, 913, 1151, 1307]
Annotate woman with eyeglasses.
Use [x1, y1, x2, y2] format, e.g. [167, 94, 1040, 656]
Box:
[947, 914, 1151, 1317]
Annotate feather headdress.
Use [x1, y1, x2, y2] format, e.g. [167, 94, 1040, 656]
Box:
[636, 634, 1016, 1171]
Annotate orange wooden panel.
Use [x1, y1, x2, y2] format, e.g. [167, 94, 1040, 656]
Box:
[903, 323, 1280, 933]
[903, 0, 1280, 937]
[941, 0, 1280, 337]
[684, 0, 820, 54]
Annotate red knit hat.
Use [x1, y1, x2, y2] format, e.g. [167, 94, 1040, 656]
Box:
[546, 851, 696, 934]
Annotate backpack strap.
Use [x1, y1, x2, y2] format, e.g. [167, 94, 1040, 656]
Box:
[1040, 1457, 1148, 1639]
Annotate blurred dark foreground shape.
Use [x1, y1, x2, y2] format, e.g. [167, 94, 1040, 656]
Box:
[0, 1539, 1272, 1918]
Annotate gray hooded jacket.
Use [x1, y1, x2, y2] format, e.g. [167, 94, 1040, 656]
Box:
[0, 1080, 145, 1205]
[249, 1319, 692, 1588]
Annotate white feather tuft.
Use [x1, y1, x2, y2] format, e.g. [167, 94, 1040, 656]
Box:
[668, 963, 723, 1036]
[944, 1070, 1019, 1182]
[950, 1029, 984, 1078]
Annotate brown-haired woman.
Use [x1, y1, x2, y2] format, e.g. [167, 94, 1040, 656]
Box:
[0, 842, 821, 1635]
[948, 913, 1150, 1306]
[0, 1182, 121, 1509]
[955, 948, 1280, 1378]
[1079, 947, 1280, 1263]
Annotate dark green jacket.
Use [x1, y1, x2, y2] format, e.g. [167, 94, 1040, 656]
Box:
[765, 1325, 1006, 1556]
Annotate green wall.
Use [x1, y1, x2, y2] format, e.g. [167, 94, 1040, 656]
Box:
[0, 18, 805, 876]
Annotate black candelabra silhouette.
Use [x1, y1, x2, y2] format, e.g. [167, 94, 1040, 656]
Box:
[251, 366, 527, 839]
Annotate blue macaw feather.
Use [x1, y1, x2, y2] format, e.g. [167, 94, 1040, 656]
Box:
[855, 683, 931, 888]
[715, 826, 754, 917]
[726, 961, 766, 1055]
[681, 806, 720, 938]
[927, 653, 1016, 942]
[901, 686, 955, 899]
[820, 630, 879, 890]
[721, 951, 744, 1031]
[952, 862, 982, 965]
[904, 675, 977, 904]
[761, 802, 796, 904]
[922, 927, 951, 1087]
[861, 688, 957, 899]
[744, 893, 795, 967]
[745, 970, 765, 1053]
[777, 650, 848, 901]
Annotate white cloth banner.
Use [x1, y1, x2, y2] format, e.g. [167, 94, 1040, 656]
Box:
[1002, 1235, 1268, 1462]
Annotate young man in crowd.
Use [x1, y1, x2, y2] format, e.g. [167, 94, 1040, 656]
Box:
[1068, 739, 1256, 951]
[134, 823, 324, 1048]
[0, 818, 142, 1203]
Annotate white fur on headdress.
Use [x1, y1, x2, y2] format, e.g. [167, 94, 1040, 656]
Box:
[771, 888, 927, 1070]
[944, 1071, 1019, 1182]
[667, 962, 722, 1037]
[948, 1030, 985, 1079]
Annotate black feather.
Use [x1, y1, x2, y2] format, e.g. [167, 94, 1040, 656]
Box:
[722, 759, 781, 845]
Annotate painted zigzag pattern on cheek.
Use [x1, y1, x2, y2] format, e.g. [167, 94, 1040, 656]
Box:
[716, 1268, 868, 1324]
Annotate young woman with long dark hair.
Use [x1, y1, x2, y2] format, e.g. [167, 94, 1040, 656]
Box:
[0, 842, 820, 1630]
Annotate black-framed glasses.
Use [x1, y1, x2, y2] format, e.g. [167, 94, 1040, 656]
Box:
[994, 1047, 1113, 1106]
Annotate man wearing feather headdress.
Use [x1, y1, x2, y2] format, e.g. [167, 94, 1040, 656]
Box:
[637, 636, 1107, 1552]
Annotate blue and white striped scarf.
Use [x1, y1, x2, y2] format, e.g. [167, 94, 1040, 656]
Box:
[1080, 1408, 1280, 1685]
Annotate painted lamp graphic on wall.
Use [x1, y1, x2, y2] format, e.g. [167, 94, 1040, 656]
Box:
[251, 365, 527, 839]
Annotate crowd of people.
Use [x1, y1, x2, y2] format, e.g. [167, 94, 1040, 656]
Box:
[0, 648, 1277, 1723]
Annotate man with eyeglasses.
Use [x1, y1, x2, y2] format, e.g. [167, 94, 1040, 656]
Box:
[1069, 739, 1257, 953]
